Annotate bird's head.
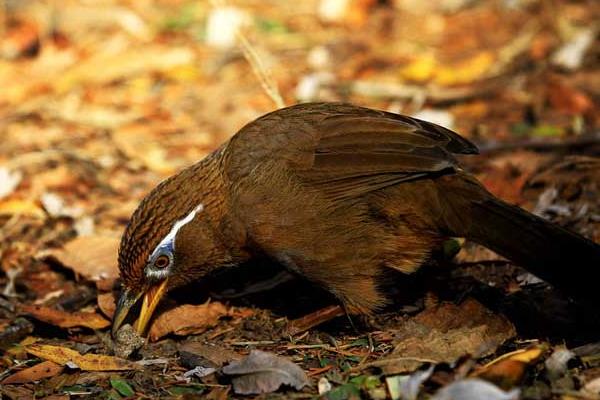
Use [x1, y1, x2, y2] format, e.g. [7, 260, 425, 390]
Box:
[111, 167, 237, 337]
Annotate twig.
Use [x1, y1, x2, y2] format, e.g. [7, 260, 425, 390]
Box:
[209, 0, 284, 108]
[236, 32, 285, 109]
[359, 356, 438, 370]
[286, 304, 346, 336]
[307, 365, 334, 376]
[476, 131, 600, 155]
[286, 343, 366, 357]
[229, 340, 278, 346]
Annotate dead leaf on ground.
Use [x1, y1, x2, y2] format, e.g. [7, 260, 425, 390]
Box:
[179, 341, 241, 368]
[431, 378, 520, 400]
[222, 350, 310, 395]
[374, 298, 515, 374]
[472, 344, 547, 389]
[112, 123, 179, 174]
[39, 235, 120, 287]
[25, 344, 139, 371]
[0, 199, 45, 218]
[53, 46, 194, 93]
[148, 301, 253, 341]
[97, 292, 116, 319]
[0, 20, 40, 59]
[1, 361, 63, 384]
[21, 304, 110, 330]
[548, 79, 594, 115]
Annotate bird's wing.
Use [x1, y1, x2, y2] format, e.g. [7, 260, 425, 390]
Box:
[225, 102, 478, 201]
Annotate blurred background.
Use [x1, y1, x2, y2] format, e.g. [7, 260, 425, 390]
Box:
[0, 0, 598, 286]
[0, 1, 598, 397]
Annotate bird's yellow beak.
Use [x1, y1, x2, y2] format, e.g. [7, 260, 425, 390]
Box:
[111, 279, 168, 338]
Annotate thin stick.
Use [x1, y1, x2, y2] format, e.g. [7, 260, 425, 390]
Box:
[209, 0, 285, 109]
[236, 31, 285, 109]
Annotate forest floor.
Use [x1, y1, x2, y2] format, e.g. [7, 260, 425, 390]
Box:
[0, 0, 599, 399]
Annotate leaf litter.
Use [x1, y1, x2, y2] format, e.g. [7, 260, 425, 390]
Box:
[222, 350, 310, 394]
[25, 344, 139, 371]
[0, 0, 598, 398]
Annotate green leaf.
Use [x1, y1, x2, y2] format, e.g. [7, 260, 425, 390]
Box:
[350, 374, 381, 390]
[325, 383, 361, 400]
[110, 379, 135, 397]
[348, 338, 369, 348]
[167, 385, 205, 395]
[510, 122, 531, 137]
[320, 357, 334, 368]
[162, 3, 199, 31]
[531, 124, 564, 137]
[349, 375, 367, 386]
[364, 375, 381, 390]
[255, 17, 288, 33]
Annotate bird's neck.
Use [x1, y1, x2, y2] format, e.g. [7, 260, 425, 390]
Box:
[183, 146, 251, 265]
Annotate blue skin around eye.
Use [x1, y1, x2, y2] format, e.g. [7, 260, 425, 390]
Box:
[151, 242, 174, 266]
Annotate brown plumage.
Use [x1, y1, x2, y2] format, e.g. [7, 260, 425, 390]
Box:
[112, 102, 600, 336]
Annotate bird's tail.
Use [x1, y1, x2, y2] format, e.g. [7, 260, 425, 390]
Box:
[436, 175, 600, 304]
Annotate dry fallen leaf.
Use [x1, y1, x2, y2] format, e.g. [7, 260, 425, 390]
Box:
[53, 46, 194, 93]
[179, 341, 241, 368]
[0, 199, 45, 218]
[1, 361, 63, 384]
[112, 123, 178, 174]
[21, 304, 110, 330]
[40, 235, 120, 286]
[148, 301, 253, 342]
[222, 350, 310, 395]
[472, 344, 547, 388]
[0, 19, 40, 60]
[376, 298, 515, 374]
[97, 292, 117, 319]
[25, 344, 139, 371]
[430, 378, 519, 400]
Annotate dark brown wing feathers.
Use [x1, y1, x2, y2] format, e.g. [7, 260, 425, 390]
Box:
[227, 102, 478, 201]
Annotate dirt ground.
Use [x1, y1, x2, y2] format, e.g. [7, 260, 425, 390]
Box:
[0, 0, 599, 399]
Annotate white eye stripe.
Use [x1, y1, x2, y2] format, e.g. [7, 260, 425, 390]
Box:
[148, 203, 204, 261]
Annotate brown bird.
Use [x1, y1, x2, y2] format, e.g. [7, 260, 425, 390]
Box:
[112, 102, 600, 337]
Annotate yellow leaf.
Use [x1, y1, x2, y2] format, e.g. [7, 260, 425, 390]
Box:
[472, 344, 548, 389]
[399, 53, 436, 82]
[164, 64, 201, 82]
[0, 199, 45, 218]
[25, 344, 139, 371]
[434, 52, 495, 86]
[21, 305, 110, 330]
[482, 344, 547, 368]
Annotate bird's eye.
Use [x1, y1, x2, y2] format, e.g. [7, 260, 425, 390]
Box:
[154, 254, 170, 269]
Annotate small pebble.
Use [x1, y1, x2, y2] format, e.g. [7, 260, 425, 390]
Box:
[113, 324, 145, 358]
